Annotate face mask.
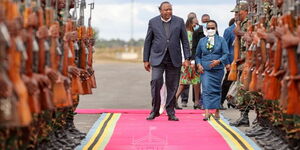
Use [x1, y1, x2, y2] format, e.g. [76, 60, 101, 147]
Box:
[207, 29, 216, 37]
[193, 25, 200, 31]
[202, 23, 207, 28]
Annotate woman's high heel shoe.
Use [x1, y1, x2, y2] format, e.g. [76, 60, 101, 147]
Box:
[213, 115, 220, 120]
[203, 114, 211, 121]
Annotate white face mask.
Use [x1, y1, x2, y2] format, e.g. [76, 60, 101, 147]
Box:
[207, 29, 216, 37]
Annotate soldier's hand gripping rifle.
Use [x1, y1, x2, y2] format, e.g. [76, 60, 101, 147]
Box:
[87, 2, 96, 88]
[78, 0, 92, 94]
[228, 0, 241, 81]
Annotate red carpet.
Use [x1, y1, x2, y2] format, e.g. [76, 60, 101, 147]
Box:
[105, 113, 230, 150]
[76, 109, 205, 114]
[76, 110, 260, 150]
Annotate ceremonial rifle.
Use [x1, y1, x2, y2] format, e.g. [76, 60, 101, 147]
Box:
[228, 0, 241, 81]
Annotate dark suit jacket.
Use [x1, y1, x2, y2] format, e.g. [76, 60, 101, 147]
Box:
[195, 35, 229, 71]
[143, 15, 190, 67]
[191, 25, 205, 60]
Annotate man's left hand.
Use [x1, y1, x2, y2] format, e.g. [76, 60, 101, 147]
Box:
[184, 60, 191, 67]
[210, 60, 221, 68]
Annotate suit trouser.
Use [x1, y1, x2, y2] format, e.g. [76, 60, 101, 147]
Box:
[151, 58, 181, 116]
[181, 85, 189, 103]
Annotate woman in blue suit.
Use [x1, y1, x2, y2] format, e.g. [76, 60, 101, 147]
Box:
[195, 20, 229, 121]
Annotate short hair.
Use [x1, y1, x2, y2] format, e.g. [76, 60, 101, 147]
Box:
[228, 18, 235, 26]
[158, 1, 172, 10]
[201, 14, 210, 19]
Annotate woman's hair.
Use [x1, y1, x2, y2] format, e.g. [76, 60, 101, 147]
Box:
[185, 17, 194, 31]
[206, 20, 218, 29]
[229, 18, 235, 26]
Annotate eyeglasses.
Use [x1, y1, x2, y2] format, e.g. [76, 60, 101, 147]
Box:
[207, 27, 216, 30]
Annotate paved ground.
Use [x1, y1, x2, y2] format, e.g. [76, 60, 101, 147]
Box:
[74, 61, 256, 138]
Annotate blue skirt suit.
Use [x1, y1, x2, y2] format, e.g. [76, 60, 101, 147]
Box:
[195, 35, 229, 109]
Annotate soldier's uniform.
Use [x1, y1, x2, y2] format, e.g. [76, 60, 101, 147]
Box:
[228, 2, 255, 127]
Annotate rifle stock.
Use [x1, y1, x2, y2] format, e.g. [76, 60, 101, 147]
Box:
[228, 36, 239, 81]
[78, 26, 92, 94]
[7, 20, 32, 126]
[0, 8, 19, 126]
[282, 14, 300, 115]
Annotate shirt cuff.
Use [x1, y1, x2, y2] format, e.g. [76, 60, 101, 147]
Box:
[191, 60, 195, 65]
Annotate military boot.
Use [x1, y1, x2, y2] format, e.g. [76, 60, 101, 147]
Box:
[230, 110, 250, 127]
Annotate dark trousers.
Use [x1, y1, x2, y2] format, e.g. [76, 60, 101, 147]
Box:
[181, 84, 202, 105]
[150, 55, 181, 116]
[181, 85, 189, 103]
[221, 71, 233, 105]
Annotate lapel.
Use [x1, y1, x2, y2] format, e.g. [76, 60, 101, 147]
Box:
[169, 17, 175, 38]
[157, 17, 167, 38]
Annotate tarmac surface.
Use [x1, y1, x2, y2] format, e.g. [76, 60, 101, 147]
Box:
[74, 61, 257, 141]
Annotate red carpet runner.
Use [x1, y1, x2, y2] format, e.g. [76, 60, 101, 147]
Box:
[75, 109, 260, 150]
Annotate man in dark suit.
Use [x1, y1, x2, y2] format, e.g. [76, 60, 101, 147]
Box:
[143, 1, 191, 121]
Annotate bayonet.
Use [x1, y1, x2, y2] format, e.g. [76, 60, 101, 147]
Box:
[88, 2, 94, 28]
[78, 0, 86, 26]
[64, 0, 70, 24]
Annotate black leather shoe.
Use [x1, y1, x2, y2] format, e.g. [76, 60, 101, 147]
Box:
[168, 115, 179, 121]
[219, 105, 226, 110]
[146, 112, 159, 120]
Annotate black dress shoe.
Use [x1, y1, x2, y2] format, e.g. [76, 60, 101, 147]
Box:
[193, 104, 202, 109]
[219, 105, 226, 110]
[146, 112, 159, 120]
[168, 115, 179, 121]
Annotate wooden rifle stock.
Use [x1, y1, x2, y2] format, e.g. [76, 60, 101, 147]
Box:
[37, 25, 55, 110]
[48, 21, 69, 108]
[241, 50, 253, 90]
[228, 35, 239, 81]
[37, 5, 55, 110]
[0, 8, 19, 126]
[87, 26, 96, 88]
[24, 27, 41, 114]
[68, 29, 84, 94]
[78, 26, 92, 94]
[6, 14, 32, 126]
[249, 49, 260, 92]
[283, 14, 300, 115]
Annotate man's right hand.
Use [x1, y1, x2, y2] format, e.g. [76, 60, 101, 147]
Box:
[144, 62, 151, 72]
